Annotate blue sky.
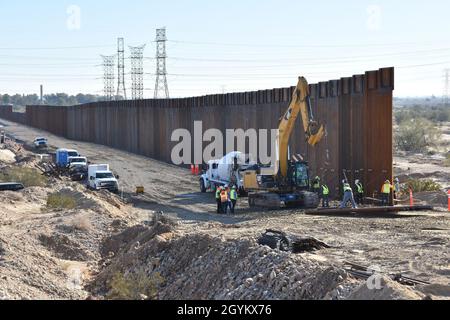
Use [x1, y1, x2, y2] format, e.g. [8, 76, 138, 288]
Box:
[0, 0, 449, 97]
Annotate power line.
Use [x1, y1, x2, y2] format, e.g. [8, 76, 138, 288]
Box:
[0, 44, 115, 50]
[167, 39, 446, 48]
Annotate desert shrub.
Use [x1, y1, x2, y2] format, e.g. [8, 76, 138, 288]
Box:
[395, 106, 450, 124]
[401, 179, 442, 193]
[0, 167, 47, 187]
[395, 118, 441, 153]
[47, 193, 77, 210]
[107, 269, 163, 300]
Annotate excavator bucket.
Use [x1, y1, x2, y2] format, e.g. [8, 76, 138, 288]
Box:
[307, 125, 325, 146]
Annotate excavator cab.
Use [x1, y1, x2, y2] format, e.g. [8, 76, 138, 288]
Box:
[290, 161, 310, 190]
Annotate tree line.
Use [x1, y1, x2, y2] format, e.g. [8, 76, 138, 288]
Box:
[0, 93, 105, 107]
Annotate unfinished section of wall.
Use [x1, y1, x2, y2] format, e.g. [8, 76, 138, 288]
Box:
[4, 67, 394, 199]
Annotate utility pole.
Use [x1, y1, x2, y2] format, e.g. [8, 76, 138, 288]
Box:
[101, 55, 116, 101]
[117, 37, 127, 100]
[444, 68, 450, 107]
[129, 45, 146, 100]
[154, 27, 169, 99]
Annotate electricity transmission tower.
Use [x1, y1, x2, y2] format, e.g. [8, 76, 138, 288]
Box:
[154, 27, 169, 99]
[444, 69, 450, 107]
[129, 45, 146, 100]
[101, 55, 116, 101]
[117, 38, 127, 100]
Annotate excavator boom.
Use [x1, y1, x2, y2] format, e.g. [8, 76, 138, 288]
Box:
[278, 77, 325, 178]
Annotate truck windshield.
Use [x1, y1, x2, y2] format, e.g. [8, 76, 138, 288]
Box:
[68, 152, 78, 157]
[96, 172, 114, 179]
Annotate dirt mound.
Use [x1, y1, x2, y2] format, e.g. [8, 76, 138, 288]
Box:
[0, 191, 23, 204]
[0, 149, 16, 163]
[348, 276, 425, 300]
[53, 188, 98, 210]
[413, 191, 447, 208]
[100, 225, 150, 258]
[39, 233, 92, 262]
[90, 221, 363, 300]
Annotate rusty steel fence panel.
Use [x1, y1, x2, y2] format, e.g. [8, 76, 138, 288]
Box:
[13, 68, 394, 199]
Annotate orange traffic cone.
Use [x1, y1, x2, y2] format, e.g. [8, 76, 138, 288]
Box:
[190, 165, 195, 175]
[447, 190, 450, 212]
[409, 188, 414, 207]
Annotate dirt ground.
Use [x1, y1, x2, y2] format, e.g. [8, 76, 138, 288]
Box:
[0, 119, 449, 300]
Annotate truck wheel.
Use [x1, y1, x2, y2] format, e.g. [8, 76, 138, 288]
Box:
[200, 179, 207, 193]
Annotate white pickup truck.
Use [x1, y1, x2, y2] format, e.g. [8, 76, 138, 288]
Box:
[87, 164, 119, 193]
[33, 137, 48, 149]
[199, 152, 257, 194]
[68, 156, 88, 170]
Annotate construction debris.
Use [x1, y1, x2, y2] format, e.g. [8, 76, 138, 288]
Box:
[343, 261, 430, 287]
[257, 229, 331, 253]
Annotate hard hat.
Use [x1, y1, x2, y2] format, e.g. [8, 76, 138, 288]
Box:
[232, 186, 236, 189]
[395, 177, 399, 182]
[355, 179, 360, 184]
[385, 180, 390, 183]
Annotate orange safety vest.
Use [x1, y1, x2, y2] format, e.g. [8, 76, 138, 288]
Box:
[220, 191, 228, 203]
[381, 183, 392, 194]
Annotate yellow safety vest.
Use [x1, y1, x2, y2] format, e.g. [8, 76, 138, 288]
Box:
[230, 190, 238, 201]
[356, 183, 364, 194]
[322, 185, 329, 196]
[215, 188, 221, 199]
[382, 183, 391, 194]
[344, 184, 352, 192]
[313, 178, 320, 188]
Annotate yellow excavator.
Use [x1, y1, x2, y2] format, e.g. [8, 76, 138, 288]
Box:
[243, 76, 325, 209]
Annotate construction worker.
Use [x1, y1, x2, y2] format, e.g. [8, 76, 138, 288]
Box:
[215, 186, 223, 214]
[321, 183, 330, 208]
[394, 178, 401, 200]
[381, 180, 393, 206]
[220, 185, 229, 214]
[355, 179, 364, 205]
[340, 181, 358, 209]
[229, 186, 238, 214]
[312, 176, 321, 196]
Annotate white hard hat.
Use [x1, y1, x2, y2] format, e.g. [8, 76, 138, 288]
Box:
[355, 179, 360, 184]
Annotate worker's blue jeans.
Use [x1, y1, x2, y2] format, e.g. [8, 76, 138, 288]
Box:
[340, 191, 357, 209]
[381, 193, 389, 206]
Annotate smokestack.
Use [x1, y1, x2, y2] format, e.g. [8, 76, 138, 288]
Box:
[40, 85, 43, 105]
